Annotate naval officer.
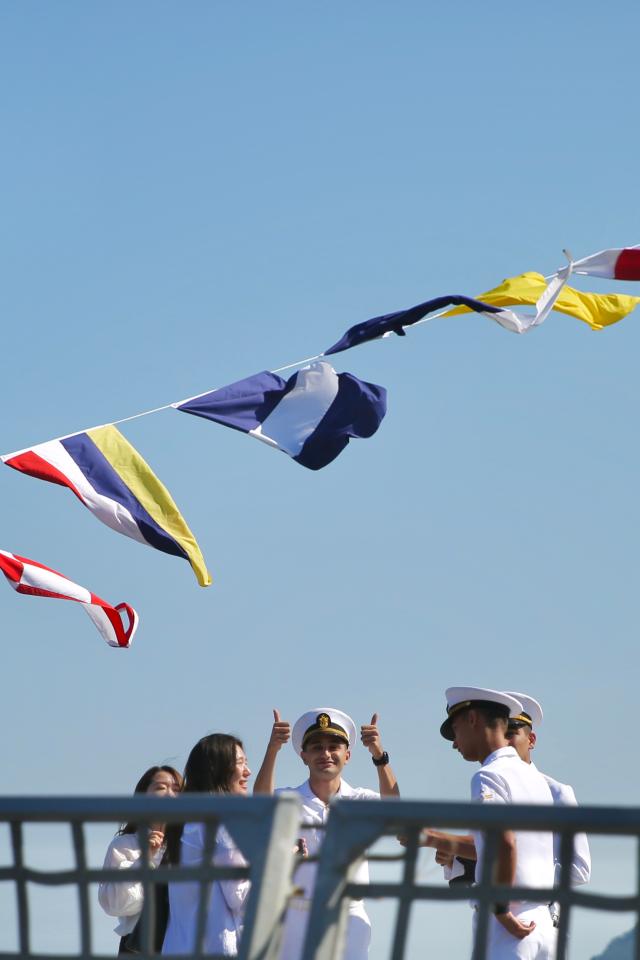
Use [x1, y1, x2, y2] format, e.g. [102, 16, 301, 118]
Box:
[254, 706, 399, 960]
[504, 691, 591, 922]
[437, 691, 591, 920]
[437, 687, 557, 959]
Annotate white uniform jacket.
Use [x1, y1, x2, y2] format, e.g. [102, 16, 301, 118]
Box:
[471, 746, 557, 959]
[162, 823, 250, 957]
[471, 746, 555, 898]
[445, 763, 592, 889]
[98, 832, 164, 936]
[275, 779, 379, 960]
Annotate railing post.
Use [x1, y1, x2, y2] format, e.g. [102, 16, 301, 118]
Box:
[71, 821, 92, 959]
[10, 821, 29, 960]
[237, 794, 302, 960]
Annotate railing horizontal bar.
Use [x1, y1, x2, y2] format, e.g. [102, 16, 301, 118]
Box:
[0, 954, 231, 960]
[0, 796, 635, 835]
[349, 882, 557, 902]
[347, 883, 640, 912]
[0, 794, 299, 822]
[0, 864, 249, 884]
[0, 796, 635, 834]
[326, 799, 640, 835]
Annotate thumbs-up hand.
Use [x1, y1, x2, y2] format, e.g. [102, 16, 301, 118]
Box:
[269, 708, 291, 752]
[360, 712, 383, 758]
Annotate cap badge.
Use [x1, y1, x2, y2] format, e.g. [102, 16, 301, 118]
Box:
[318, 713, 330, 729]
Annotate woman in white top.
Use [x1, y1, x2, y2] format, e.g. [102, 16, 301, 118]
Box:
[98, 765, 183, 954]
[162, 734, 252, 957]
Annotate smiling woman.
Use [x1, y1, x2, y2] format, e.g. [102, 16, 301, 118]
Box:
[98, 765, 183, 955]
[162, 735, 252, 958]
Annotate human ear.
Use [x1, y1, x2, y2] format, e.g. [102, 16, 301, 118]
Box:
[529, 732, 537, 750]
[344, 749, 351, 764]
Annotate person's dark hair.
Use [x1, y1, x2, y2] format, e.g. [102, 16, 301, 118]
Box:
[165, 735, 244, 864]
[473, 705, 509, 732]
[183, 734, 244, 794]
[119, 765, 183, 836]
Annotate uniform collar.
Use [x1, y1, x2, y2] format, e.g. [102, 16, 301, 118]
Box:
[481, 745, 518, 766]
[301, 777, 354, 803]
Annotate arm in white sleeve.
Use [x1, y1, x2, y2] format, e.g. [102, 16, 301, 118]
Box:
[569, 831, 592, 885]
[214, 827, 251, 915]
[469, 771, 509, 881]
[562, 784, 591, 884]
[471, 770, 510, 805]
[98, 834, 161, 919]
[548, 780, 592, 885]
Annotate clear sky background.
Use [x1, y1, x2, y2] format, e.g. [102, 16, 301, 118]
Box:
[1, 2, 639, 957]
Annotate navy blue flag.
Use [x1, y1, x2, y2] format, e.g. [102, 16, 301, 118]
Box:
[176, 361, 387, 471]
[324, 295, 504, 355]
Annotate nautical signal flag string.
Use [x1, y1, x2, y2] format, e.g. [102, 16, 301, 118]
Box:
[0, 549, 138, 648]
[1, 243, 639, 626]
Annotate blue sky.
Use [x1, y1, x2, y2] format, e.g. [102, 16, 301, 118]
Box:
[1, 2, 639, 956]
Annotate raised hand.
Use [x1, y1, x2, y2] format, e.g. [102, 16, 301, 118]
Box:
[269, 708, 291, 751]
[146, 829, 165, 859]
[360, 712, 383, 758]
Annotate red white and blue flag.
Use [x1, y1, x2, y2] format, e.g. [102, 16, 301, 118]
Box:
[0, 549, 138, 648]
[1, 425, 211, 587]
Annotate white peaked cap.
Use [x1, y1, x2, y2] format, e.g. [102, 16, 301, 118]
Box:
[504, 691, 543, 728]
[292, 707, 357, 756]
[441, 686, 524, 741]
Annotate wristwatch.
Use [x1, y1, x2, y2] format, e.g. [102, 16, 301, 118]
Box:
[372, 751, 390, 767]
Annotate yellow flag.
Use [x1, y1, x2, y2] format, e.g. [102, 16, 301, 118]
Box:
[443, 272, 640, 331]
[88, 425, 212, 587]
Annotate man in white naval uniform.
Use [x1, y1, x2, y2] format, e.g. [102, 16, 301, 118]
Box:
[438, 691, 591, 906]
[431, 687, 557, 959]
[253, 706, 399, 960]
[504, 692, 591, 918]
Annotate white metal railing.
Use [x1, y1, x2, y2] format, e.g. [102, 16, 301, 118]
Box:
[0, 795, 636, 960]
[303, 799, 640, 960]
[0, 795, 301, 960]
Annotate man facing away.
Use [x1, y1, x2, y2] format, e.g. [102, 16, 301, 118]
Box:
[440, 690, 591, 907]
[421, 686, 557, 959]
[254, 706, 399, 960]
[504, 691, 591, 920]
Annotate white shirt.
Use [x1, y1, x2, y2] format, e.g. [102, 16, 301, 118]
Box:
[471, 746, 555, 899]
[538, 766, 591, 885]
[276, 779, 379, 913]
[98, 832, 164, 936]
[162, 823, 251, 957]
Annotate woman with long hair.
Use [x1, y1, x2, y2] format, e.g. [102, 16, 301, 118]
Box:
[98, 765, 183, 954]
[162, 734, 252, 957]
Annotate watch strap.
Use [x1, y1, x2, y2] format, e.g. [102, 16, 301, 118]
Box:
[372, 751, 390, 767]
